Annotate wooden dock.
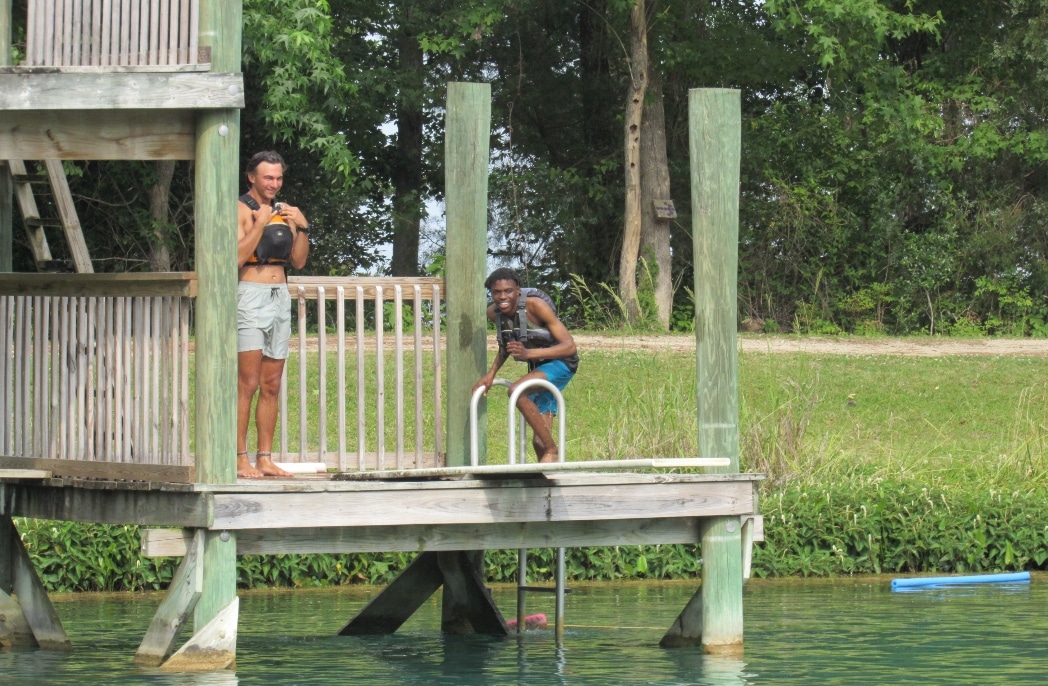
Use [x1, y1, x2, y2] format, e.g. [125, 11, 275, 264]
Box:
[1, 465, 762, 664]
[2, 469, 759, 557]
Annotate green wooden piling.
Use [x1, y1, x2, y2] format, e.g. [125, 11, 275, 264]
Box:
[192, 0, 241, 638]
[444, 82, 491, 467]
[0, 0, 11, 272]
[691, 88, 743, 653]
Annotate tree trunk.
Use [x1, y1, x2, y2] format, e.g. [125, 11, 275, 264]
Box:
[640, 68, 673, 330]
[619, 0, 648, 325]
[391, 12, 424, 277]
[148, 160, 176, 272]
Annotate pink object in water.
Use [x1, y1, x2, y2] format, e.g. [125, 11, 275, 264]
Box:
[505, 613, 548, 631]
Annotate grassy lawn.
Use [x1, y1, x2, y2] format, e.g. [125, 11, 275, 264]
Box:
[556, 347, 1048, 488]
[243, 338, 1048, 488]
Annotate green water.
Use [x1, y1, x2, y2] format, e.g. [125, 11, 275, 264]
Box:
[2, 576, 1045, 685]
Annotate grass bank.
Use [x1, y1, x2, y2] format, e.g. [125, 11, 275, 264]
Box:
[16, 339, 1048, 590]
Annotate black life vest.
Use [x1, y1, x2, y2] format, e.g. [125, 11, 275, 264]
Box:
[239, 193, 293, 266]
[495, 288, 579, 373]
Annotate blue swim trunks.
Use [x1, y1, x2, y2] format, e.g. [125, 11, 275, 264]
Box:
[529, 359, 575, 415]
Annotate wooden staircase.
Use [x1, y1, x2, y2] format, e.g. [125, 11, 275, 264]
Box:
[7, 159, 92, 273]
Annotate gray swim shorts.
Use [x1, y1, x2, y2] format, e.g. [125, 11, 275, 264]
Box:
[237, 281, 292, 359]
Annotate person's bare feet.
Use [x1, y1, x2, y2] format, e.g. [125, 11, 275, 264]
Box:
[237, 452, 265, 479]
[255, 453, 293, 477]
[538, 451, 559, 464]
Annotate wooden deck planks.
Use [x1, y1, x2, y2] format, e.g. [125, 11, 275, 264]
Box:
[210, 479, 754, 530]
[143, 518, 707, 557]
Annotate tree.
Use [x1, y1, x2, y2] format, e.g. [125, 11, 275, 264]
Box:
[619, 0, 649, 325]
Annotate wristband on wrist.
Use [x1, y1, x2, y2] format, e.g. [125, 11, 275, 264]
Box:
[297, 226, 310, 235]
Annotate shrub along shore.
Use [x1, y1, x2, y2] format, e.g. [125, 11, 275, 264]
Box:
[16, 338, 1048, 592]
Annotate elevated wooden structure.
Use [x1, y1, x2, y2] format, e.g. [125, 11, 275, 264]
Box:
[0, 2, 760, 672]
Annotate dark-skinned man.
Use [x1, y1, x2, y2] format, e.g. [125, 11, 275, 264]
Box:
[472, 268, 578, 463]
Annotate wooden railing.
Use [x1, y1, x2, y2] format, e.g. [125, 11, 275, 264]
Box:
[279, 277, 445, 472]
[24, 0, 203, 69]
[0, 274, 446, 482]
[0, 273, 195, 481]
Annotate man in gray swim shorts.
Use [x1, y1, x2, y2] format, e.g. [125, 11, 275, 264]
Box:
[236, 151, 310, 478]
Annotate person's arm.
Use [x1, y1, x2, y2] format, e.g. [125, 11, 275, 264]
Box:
[472, 304, 509, 393]
[505, 298, 576, 363]
[237, 202, 272, 268]
[279, 203, 310, 269]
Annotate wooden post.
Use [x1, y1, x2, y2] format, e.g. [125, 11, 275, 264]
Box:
[192, 0, 241, 653]
[663, 88, 744, 653]
[0, 0, 11, 272]
[443, 82, 490, 468]
[0, 162, 9, 273]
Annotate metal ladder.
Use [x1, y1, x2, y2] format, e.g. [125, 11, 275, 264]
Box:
[5, 159, 93, 273]
[470, 378, 569, 639]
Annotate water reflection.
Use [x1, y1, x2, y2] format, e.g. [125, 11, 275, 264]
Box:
[3, 576, 1047, 684]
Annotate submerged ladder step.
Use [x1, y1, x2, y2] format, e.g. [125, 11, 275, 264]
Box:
[518, 585, 572, 594]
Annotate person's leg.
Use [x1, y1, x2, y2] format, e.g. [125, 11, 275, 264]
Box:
[531, 410, 556, 462]
[509, 369, 559, 463]
[253, 355, 292, 477]
[516, 359, 575, 463]
[237, 349, 264, 478]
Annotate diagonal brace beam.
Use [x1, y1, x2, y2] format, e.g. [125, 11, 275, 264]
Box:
[134, 529, 205, 667]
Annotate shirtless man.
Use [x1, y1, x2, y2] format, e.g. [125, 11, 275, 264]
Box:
[472, 268, 578, 463]
[236, 151, 309, 478]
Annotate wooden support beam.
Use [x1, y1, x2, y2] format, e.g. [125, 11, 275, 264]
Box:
[698, 517, 743, 654]
[2, 515, 71, 650]
[438, 551, 507, 635]
[686, 88, 745, 655]
[0, 588, 35, 647]
[339, 552, 444, 635]
[134, 530, 205, 667]
[0, 272, 197, 298]
[7, 160, 53, 264]
[0, 161, 10, 272]
[141, 517, 706, 557]
[0, 2, 8, 269]
[444, 82, 490, 468]
[2, 482, 211, 527]
[338, 551, 506, 636]
[0, 511, 11, 594]
[43, 160, 92, 273]
[191, 0, 243, 648]
[161, 597, 238, 671]
[212, 479, 754, 534]
[210, 480, 754, 530]
[0, 72, 244, 110]
[660, 585, 702, 648]
[0, 110, 197, 160]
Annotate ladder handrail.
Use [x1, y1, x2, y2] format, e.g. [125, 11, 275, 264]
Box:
[469, 377, 567, 467]
[506, 378, 566, 465]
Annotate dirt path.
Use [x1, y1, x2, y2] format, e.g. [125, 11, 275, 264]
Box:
[573, 333, 1048, 357]
[285, 333, 1048, 357]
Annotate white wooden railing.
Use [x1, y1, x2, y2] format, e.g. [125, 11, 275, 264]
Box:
[24, 0, 203, 69]
[0, 274, 446, 481]
[278, 277, 444, 472]
[0, 274, 194, 481]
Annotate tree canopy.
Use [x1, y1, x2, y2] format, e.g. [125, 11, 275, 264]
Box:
[9, 0, 1048, 336]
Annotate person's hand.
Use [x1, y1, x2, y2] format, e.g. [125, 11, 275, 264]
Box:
[472, 376, 493, 395]
[506, 341, 530, 362]
[253, 205, 273, 226]
[276, 203, 307, 229]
